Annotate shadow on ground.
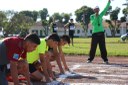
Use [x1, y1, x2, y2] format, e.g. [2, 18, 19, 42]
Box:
[32, 72, 97, 85]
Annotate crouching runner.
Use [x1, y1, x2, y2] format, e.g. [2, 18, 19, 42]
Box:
[27, 33, 60, 82]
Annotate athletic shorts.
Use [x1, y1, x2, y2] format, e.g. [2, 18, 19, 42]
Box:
[69, 30, 74, 38]
[0, 41, 9, 65]
[29, 64, 37, 73]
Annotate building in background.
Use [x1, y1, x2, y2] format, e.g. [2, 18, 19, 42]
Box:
[29, 21, 128, 37]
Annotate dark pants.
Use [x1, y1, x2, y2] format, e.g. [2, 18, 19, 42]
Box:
[0, 65, 8, 85]
[69, 30, 74, 46]
[29, 64, 37, 73]
[88, 32, 108, 62]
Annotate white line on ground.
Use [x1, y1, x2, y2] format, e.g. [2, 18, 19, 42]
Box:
[57, 64, 81, 81]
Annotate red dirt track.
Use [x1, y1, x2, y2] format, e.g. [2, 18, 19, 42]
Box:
[9, 56, 128, 85]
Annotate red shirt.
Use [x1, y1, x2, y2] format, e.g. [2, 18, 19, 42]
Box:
[4, 37, 27, 61]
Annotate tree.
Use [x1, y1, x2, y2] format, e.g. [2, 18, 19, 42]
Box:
[122, 0, 128, 16]
[4, 12, 34, 37]
[61, 13, 71, 24]
[51, 13, 71, 34]
[4, 10, 16, 20]
[52, 13, 63, 23]
[105, 19, 114, 35]
[39, 8, 49, 36]
[122, 8, 128, 29]
[51, 12, 71, 24]
[32, 11, 38, 22]
[75, 6, 94, 37]
[120, 16, 126, 23]
[19, 10, 38, 22]
[106, 7, 120, 37]
[0, 11, 7, 31]
[61, 13, 71, 34]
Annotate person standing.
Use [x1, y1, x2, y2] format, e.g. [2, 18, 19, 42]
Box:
[50, 18, 58, 34]
[87, 0, 111, 64]
[64, 19, 75, 46]
[27, 33, 60, 82]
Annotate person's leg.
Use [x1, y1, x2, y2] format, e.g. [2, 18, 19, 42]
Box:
[30, 70, 45, 82]
[29, 64, 37, 74]
[69, 31, 74, 46]
[99, 34, 108, 62]
[88, 34, 98, 62]
[71, 37, 73, 46]
[72, 30, 75, 46]
[28, 63, 43, 81]
[0, 65, 8, 85]
[71, 30, 75, 46]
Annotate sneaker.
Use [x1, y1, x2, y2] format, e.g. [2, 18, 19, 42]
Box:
[87, 60, 92, 63]
[103, 61, 109, 64]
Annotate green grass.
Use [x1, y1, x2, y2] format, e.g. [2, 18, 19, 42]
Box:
[63, 38, 128, 57]
[1, 37, 127, 56]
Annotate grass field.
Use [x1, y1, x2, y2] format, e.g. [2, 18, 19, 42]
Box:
[1, 37, 127, 57]
[63, 38, 128, 57]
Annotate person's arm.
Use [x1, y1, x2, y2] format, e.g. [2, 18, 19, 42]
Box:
[58, 46, 69, 71]
[18, 59, 31, 85]
[39, 53, 51, 82]
[100, 0, 111, 17]
[64, 23, 69, 29]
[53, 47, 65, 74]
[10, 61, 19, 85]
[45, 51, 56, 80]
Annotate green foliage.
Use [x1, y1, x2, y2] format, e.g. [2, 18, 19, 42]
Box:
[39, 8, 48, 21]
[75, 6, 94, 22]
[50, 13, 71, 25]
[52, 13, 63, 23]
[19, 10, 38, 22]
[20, 11, 34, 20]
[110, 7, 120, 21]
[63, 38, 128, 57]
[105, 19, 114, 29]
[61, 13, 71, 24]
[105, 6, 112, 15]
[0, 10, 35, 37]
[120, 16, 126, 22]
[4, 13, 34, 36]
[39, 8, 49, 36]
[0, 11, 8, 32]
[106, 7, 121, 37]
[122, 7, 128, 16]
[32, 11, 38, 22]
[75, 6, 94, 37]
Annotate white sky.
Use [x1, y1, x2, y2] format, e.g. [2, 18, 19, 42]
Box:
[0, 0, 127, 20]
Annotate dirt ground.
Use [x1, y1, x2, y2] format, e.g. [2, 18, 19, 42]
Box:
[9, 55, 128, 85]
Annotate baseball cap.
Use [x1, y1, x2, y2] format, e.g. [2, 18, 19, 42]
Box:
[94, 6, 99, 10]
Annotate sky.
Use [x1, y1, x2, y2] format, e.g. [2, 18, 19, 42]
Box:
[0, 0, 127, 20]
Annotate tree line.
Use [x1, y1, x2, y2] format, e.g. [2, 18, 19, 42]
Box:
[0, 0, 128, 37]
